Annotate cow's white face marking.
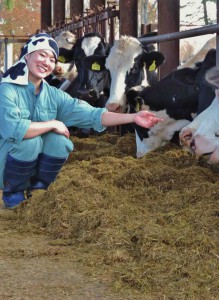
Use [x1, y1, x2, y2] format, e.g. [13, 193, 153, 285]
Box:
[105, 36, 143, 111]
[81, 36, 102, 57]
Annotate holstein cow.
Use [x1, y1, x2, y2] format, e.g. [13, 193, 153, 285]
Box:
[179, 66, 219, 164]
[84, 36, 164, 112]
[103, 35, 165, 113]
[54, 30, 76, 49]
[60, 32, 111, 108]
[83, 35, 165, 135]
[126, 49, 216, 158]
[54, 32, 111, 137]
[45, 31, 78, 89]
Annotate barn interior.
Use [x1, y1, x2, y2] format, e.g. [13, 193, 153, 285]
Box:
[1, 1, 219, 299]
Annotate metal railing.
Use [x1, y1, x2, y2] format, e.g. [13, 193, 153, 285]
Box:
[1, 22, 219, 73]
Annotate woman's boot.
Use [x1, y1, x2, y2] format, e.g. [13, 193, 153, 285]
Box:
[2, 154, 37, 209]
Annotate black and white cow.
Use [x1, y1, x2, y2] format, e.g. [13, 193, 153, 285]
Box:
[54, 30, 76, 49]
[45, 31, 77, 89]
[82, 35, 165, 137]
[101, 35, 165, 112]
[126, 49, 216, 157]
[179, 65, 219, 164]
[59, 32, 111, 108]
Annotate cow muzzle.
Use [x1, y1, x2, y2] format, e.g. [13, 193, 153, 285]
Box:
[78, 88, 97, 99]
[179, 128, 193, 148]
[105, 103, 123, 112]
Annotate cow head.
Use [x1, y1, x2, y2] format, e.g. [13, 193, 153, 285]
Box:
[70, 32, 110, 105]
[54, 31, 77, 50]
[126, 49, 216, 158]
[180, 66, 219, 164]
[53, 47, 77, 80]
[104, 35, 165, 113]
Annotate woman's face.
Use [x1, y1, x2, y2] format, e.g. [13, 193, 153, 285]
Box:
[25, 49, 56, 82]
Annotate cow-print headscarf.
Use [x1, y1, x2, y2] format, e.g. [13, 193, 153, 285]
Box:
[1, 33, 59, 85]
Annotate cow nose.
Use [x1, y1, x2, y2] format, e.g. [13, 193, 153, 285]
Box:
[190, 139, 196, 151]
[88, 89, 97, 97]
[179, 129, 193, 147]
[106, 103, 122, 112]
[53, 66, 62, 75]
[78, 88, 96, 99]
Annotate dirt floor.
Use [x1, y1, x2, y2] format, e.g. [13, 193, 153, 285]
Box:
[0, 192, 147, 300]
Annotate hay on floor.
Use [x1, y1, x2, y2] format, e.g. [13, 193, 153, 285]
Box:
[15, 133, 219, 298]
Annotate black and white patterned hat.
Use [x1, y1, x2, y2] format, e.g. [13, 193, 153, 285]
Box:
[1, 33, 59, 85]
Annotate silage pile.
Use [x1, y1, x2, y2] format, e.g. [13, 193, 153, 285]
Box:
[16, 133, 219, 298]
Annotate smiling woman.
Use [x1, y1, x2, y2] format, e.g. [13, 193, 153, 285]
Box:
[0, 32, 162, 209]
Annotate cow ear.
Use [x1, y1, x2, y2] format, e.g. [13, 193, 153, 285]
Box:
[84, 55, 106, 72]
[58, 47, 74, 63]
[57, 55, 66, 63]
[205, 66, 219, 89]
[143, 51, 165, 70]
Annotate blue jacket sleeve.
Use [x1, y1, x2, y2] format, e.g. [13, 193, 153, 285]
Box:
[49, 87, 108, 132]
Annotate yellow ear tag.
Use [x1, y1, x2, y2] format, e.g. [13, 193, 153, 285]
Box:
[135, 101, 140, 112]
[149, 60, 156, 71]
[58, 56, 65, 63]
[91, 62, 101, 71]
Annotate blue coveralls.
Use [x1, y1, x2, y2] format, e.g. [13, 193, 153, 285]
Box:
[0, 80, 107, 192]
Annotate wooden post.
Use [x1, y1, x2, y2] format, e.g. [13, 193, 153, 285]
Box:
[158, 0, 179, 78]
[119, 0, 138, 37]
[70, 0, 84, 18]
[90, 0, 105, 9]
[53, 0, 65, 26]
[41, 0, 51, 29]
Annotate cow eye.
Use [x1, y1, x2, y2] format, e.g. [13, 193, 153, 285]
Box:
[215, 132, 219, 137]
[131, 66, 138, 74]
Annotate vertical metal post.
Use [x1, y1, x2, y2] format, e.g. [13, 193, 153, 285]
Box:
[4, 39, 13, 72]
[51, 0, 54, 25]
[217, 0, 219, 66]
[65, 0, 71, 19]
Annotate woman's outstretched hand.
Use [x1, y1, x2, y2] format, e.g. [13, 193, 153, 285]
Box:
[133, 110, 163, 128]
